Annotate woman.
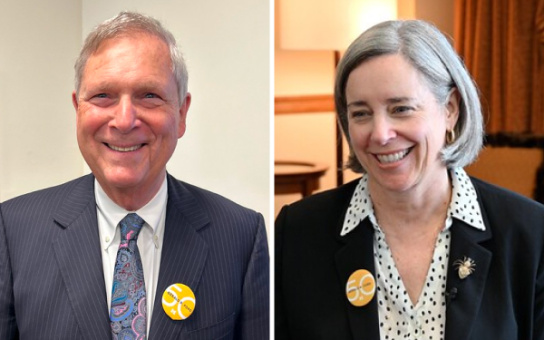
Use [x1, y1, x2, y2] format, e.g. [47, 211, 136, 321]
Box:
[275, 20, 544, 340]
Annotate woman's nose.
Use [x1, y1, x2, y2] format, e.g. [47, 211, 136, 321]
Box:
[370, 114, 396, 145]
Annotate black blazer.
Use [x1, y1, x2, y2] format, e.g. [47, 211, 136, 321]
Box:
[0, 174, 269, 340]
[276, 176, 544, 340]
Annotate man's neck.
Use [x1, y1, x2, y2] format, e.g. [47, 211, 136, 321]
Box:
[95, 174, 168, 211]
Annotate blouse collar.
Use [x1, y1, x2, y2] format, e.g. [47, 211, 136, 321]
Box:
[340, 168, 485, 237]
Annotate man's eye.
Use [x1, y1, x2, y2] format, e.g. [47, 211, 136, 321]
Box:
[87, 93, 114, 107]
[140, 93, 165, 108]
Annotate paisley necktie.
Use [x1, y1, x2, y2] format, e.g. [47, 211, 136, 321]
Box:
[110, 213, 147, 339]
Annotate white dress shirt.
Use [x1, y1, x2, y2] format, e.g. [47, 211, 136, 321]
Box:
[95, 176, 167, 336]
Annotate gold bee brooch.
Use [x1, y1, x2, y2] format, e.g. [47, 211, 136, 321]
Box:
[453, 256, 476, 279]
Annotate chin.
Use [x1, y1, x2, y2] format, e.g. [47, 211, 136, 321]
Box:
[99, 168, 148, 190]
[372, 172, 418, 192]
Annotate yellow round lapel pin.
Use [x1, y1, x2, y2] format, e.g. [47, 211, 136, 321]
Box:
[346, 269, 376, 307]
[162, 283, 196, 320]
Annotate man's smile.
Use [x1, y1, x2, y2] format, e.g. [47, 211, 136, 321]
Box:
[105, 143, 145, 152]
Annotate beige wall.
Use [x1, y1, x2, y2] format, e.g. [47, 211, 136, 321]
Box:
[0, 0, 83, 201]
[1, 1, 271, 228]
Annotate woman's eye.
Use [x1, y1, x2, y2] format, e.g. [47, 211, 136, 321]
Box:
[392, 106, 413, 114]
[351, 110, 370, 118]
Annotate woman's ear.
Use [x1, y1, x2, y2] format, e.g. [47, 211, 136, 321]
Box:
[445, 88, 460, 129]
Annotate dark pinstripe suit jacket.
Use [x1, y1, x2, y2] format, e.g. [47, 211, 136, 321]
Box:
[0, 174, 269, 340]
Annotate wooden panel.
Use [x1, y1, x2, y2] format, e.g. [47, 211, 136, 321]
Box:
[274, 94, 334, 114]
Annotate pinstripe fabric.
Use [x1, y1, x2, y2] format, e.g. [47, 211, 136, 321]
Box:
[148, 176, 269, 339]
[0, 174, 269, 340]
[0, 175, 110, 339]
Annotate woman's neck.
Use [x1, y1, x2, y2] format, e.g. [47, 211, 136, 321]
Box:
[369, 168, 452, 236]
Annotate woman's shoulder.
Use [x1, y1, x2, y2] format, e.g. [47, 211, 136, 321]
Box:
[470, 176, 544, 235]
[284, 178, 360, 212]
[470, 176, 544, 213]
[276, 178, 361, 231]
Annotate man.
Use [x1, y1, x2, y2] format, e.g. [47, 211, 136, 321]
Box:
[0, 11, 268, 340]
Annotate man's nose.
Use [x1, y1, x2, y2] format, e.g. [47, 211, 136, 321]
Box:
[111, 97, 138, 132]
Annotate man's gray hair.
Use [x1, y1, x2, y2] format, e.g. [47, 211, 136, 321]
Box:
[74, 11, 188, 102]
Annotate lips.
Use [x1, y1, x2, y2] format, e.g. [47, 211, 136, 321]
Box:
[375, 148, 411, 164]
[106, 143, 144, 152]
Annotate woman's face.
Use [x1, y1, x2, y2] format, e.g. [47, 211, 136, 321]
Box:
[345, 54, 458, 194]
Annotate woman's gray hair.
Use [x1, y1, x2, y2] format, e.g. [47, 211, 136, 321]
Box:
[74, 11, 188, 102]
[334, 20, 483, 173]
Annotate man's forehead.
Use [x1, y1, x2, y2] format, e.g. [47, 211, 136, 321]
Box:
[79, 35, 174, 88]
[91, 31, 167, 55]
[82, 34, 172, 76]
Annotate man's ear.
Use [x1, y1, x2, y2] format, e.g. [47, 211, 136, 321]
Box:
[72, 91, 79, 111]
[178, 92, 191, 138]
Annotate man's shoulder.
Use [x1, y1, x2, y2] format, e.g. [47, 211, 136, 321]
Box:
[165, 175, 266, 254]
[0, 175, 94, 232]
[166, 174, 261, 222]
[1, 175, 93, 211]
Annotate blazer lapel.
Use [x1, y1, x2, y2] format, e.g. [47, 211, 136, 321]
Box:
[444, 220, 492, 340]
[148, 176, 210, 339]
[335, 219, 380, 340]
[52, 175, 111, 340]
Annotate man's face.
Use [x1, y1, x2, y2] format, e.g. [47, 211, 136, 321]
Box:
[73, 33, 190, 208]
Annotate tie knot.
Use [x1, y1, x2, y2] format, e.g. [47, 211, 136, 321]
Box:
[119, 213, 145, 241]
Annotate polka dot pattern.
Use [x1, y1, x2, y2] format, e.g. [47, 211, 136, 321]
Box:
[374, 224, 450, 340]
[340, 168, 486, 339]
[341, 176, 370, 236]
[447, 169, 485, 231]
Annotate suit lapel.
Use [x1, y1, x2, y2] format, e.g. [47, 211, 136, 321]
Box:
[444, 220, 492, 340]
[335, 219, 380, 340]
[52, 175, 111, 340]
[148, 176, 210, 339]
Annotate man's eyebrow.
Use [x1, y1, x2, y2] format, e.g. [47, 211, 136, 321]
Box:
[136, 80, 164, 89]
[83, 80, 166, 92]
[83, 81, 113, 92]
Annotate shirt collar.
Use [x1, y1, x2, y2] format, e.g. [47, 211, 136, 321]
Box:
[95, 175, 168, 237]
[447, 168, 485, 230]
[340, 168, 485, 237]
